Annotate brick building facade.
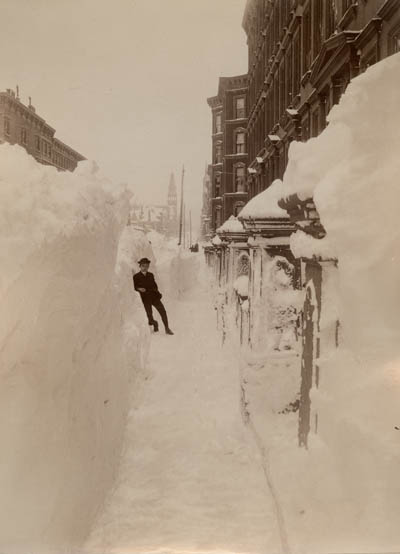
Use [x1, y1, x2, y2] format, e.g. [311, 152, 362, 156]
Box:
[243, 0, 400, 201]
[0, 88, 85, 171]
[207, 75, 248, 232]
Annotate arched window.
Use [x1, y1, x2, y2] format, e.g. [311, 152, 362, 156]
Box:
[234, 163, 246, 192]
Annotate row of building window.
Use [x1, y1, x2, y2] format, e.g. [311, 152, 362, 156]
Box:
[248, 1, 336, 112]
[3, 117, 74, 170]
[247, 30, 400, 164]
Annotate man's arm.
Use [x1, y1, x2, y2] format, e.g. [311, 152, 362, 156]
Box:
[133, 273, 146, 293]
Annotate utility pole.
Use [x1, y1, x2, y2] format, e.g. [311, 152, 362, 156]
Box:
[189, 210, 192, 248]
[183, 204, 186, 249]
[178, 165, 185, 245]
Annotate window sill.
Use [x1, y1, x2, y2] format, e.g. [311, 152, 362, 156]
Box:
[225, 152, 248, 158]
[225, 117, 247, 123]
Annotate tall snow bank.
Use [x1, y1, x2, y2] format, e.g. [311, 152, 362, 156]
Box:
[281, 54, 400, 551]
[284, 52, 400, 351]
[0, 144, 149, 553]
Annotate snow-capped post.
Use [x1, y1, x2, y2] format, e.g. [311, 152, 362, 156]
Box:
[214, 216, 250, 345]
[238, 180, 297, 351]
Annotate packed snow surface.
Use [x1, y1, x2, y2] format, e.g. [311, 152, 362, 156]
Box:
[86, 254, 283, 554]
[239, 179, 289, 219]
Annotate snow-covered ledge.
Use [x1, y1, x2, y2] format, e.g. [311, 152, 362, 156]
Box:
[238, 179, 295, 238]
[216, 215, 248, 244]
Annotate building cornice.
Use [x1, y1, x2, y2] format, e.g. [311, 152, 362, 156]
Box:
[0, 90, 85, 162]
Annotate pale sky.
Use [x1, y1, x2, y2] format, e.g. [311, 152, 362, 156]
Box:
[0, 0, 248, 229]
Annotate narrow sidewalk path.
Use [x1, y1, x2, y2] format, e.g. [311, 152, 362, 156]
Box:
[86, 280, 282, 554]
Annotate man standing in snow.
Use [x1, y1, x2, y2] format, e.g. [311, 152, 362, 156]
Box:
[133, 258, 174, 335]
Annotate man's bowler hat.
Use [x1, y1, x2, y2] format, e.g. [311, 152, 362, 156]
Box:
[138, 257, 151, 265]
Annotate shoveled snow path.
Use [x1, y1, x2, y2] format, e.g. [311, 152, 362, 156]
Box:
[86, 283, 282, 554]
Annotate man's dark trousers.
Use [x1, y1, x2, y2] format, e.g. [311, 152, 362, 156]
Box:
[143, 298, 169, 329]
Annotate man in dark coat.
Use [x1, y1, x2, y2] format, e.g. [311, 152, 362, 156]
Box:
[133, 258, 174, 335]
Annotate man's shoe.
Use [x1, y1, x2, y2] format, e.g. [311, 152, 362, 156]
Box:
[153, 321, 159, 332]
[166, 328, 174, 335]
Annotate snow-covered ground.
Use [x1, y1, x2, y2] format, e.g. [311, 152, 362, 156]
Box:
[86, 253, 286, 554]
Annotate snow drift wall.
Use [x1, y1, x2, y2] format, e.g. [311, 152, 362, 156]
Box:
[284, 52, 400, 352]
[0, 145, 149, 553]
[280, 53, 400, 551]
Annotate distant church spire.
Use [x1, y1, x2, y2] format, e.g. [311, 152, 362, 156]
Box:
[168, 172, 177, 210]
[167, 172, 178, 231]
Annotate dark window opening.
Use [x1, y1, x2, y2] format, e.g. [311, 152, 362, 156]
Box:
[235, 97, 245, 119]
[4, 118, 10, 136]
[235, 165, 246, 192]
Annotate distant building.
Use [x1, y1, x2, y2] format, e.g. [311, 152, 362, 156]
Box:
[129, 172, 179, 237]
[200, 164, 212, 240]
[207, 74, 248, 233]
[0, 87, 85, 171]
